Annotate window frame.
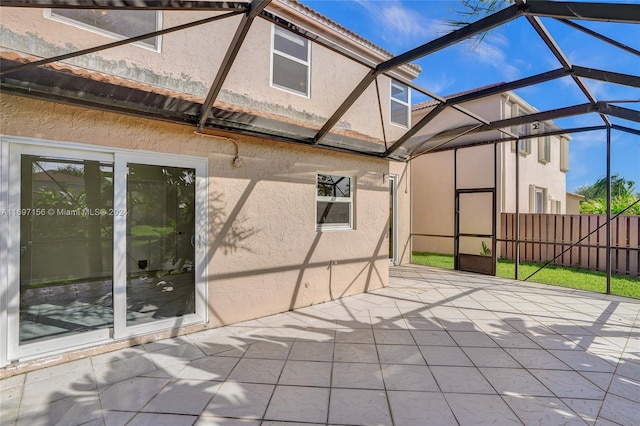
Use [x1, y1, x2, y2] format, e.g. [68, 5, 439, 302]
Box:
[390, 79, 411, 128]
[1, 135, 208, 365]
[44, 9, 163, 52]
[534, 187, 546, 214]
[560, 137, 570, 172]
[270, 24, 311, 98]
[316, 173, 354, 231]
[509, 103, 531, 155]
[538, 135, 551, 163]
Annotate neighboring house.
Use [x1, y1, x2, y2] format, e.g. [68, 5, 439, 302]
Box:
[0, 1, 416, 368]
[412, 90, 571, 255]
[566, 192, 586, 215]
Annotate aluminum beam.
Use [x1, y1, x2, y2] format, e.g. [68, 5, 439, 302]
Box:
[0, 0, 248, 10]
[260, 9, 496, 144]
[525, 1, 640, 24]
[313, 4, 523, 145]
[411, 124, 483, 158]
[556, 19, 640, 58]
[416, 103, 598, 145]
[446, 68, 569, 105]
[612, 124, 640, 136]
[385, 103, 446, 156]
[526, 15, 611, 126]
[606, 126, 612, 294]
[423, 125, 608, 155]
[384, 68, 571, 158]
[573, 66, 640, 89]
[197, 0, 270, 130]
[488, 103, 597, 130]
[600, 104, 640, 124]
[0, 11, 245, 77]
[378, 5, 524, 73]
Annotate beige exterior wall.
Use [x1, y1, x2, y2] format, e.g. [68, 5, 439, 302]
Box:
[0, 5, 414, 142]
[1, 92, 409, 371]
[500, 140, 567, 214]
[411, 93, 569, 256]
[566, 192, 585, 215]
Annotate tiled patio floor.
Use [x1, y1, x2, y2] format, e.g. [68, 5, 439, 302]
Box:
[2, 265, 639, 425]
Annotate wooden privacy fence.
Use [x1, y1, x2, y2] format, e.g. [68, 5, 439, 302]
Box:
[501, 213, 640, 277]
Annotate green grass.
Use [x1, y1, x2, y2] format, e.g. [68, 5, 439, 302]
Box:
[412, 251, 640, 299]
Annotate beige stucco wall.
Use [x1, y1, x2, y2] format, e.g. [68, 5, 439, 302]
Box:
[0, 7, 411, 142]
[410, 93, 569, 257]
[566, 193, 584, 215]
[500, 139, 567, 214]
[411, 145, 496, 256]
[411, 151, 455, 254]
[1, 92, 408, 370]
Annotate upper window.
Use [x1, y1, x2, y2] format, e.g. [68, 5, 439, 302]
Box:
[511, 103, 522, 137]
[535, 122, 551, 163]
[271, 25, 310, 97]
[512, 139, 531, 155]
[47, 9, 161, 50]
[390, 80, 410, 127]
[509, 103, 531, 155]
[538, 136, 551, 163]
[316, 174, 353, 231]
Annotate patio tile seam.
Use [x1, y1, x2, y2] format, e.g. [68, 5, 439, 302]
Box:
[401, 268, 613, 424]
[244, 338, 298, 423]
[367, 309, 399, 426]
[325, 317, 339, 425]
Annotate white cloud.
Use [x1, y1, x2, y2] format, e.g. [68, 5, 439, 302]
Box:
[459, 37, 520, 81]
[354, 0, 447, 51]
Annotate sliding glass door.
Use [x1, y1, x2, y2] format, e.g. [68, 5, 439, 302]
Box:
[15, 150, 114, 352]
[125, 163, 196, 327]
[5, 140, 207, 362]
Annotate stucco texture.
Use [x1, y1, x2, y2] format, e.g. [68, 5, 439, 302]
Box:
[1, 93, 398, 330]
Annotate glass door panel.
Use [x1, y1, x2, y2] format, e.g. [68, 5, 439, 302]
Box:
[19, 155, 114, 343]
[126, 163, 196, 326]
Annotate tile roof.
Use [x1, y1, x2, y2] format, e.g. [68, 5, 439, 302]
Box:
[1, 49, 386, 147]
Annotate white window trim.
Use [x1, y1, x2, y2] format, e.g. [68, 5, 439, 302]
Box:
[508, 103, 531, 155]
[560, 137, 570, 172]
[512, 138, 531, 155]
[531, 186, 547, 214]
[0, 136, 208, 365]
[270, 24, 311, 98]
[316, 173, 354, 231]
[390, 80, 411, 128]
[538, 135, 551, 163]
[44, 9, 163, 52]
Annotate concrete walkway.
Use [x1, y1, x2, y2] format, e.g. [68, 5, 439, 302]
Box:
[1, 265, 639, 425]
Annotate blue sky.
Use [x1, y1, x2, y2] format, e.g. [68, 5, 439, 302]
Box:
[303, 0, 640, 193]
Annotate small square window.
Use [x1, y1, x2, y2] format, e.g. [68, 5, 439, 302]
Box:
[316, 174, 353, 231]
[47, 9, 161, 50]
[272, 25, 310, 96]
[390, 80, 410, 127]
